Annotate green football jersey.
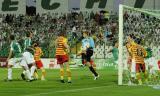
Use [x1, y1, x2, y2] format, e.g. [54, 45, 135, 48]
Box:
[146, 48, 152, 58]
[10, 40, 22, 58]
[112, 47, 118, 61]
[24, 38, 31, 50]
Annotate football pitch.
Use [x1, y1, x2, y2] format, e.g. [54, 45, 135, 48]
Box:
[0, 67, 159, 96]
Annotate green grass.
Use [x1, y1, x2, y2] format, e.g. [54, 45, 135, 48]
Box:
[0, 67, 159, 96]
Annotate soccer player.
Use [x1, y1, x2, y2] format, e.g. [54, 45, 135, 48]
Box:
[55, 31, 71, 83]
[126, 39, 136, 84]
[21, 32, 37, 80]
[24, 31, 32, 50]
[33, 41, 46, 80]
[81, 31, 99, 80]
[108, 42, 118, 67]
[127, 36, 147, 85]
[77, 46, 96, 69]
[6, 35, 33, 81]
[145, 48, 159, 83]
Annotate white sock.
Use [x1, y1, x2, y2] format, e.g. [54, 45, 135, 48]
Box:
[8, 68, 12, 80]
[31, 66, 36, 77]
[26, 70, 32, 80]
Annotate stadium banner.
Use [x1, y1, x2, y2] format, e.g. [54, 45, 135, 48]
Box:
[16, 58, 60, 69]
[80, 0, 115, 12]
[122, 0, 155, 9]
[0, 58, 117, 69]
[0, 0, 26, 15]
[36, 0, 69, 15]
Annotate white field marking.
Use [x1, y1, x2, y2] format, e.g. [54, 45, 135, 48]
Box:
[24, 86, 108, 96]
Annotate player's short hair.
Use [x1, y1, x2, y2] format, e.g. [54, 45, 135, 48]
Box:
[32, 41, 39, 47]
[10, 35, 15, 40]
[26, 31, 32, 37]
[82, 31, 89, 35]
[58, 31, 66, 37]
[129, 34, 142, 44]
[129, 34, 136, 40]
[135, 38, 142, 44]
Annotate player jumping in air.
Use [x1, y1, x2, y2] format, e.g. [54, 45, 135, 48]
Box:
[79, 31, 99, 80]
[127, 36, 147, 85]
[55, 31, 72, 83]
[33, 41, 46, 80]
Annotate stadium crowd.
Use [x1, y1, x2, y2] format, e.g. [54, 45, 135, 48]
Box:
[0, 11, 118, 58]
[123, 9, 160, 47]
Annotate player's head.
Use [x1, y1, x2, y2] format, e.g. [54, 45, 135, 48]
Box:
[58, 30, 66, 37]
[9, 34, 15, 41]
[115, 42, 119, 48]
[32, 41, 39, 47]
[127, 34, 135, 44]
[82, 31, 88, 38]
[113, 40, 118, 48]
[26, 31, 33, 38]
[135, 38, 142, 45]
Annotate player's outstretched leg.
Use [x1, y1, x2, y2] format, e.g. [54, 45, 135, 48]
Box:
[87, 62, 99, 80]
[40, 68, 46, 80]
[21, 64, 34, 82]
[34, 70, 39, 80]
[136, 72, 142, 85]
[66, 62, 71, 83]
[30, 65, 37, 78]
[60, 64, 65, 83]
[7, 65, 13, 81]
[21, 70, 26, 80]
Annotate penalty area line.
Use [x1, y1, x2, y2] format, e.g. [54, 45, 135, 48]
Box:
[24, 86, 108, 96]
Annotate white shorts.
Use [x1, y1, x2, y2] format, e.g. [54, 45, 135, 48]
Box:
[148, 57, 159, 71]
[8, 58, 22, 66]
[20, 52, 35, 67]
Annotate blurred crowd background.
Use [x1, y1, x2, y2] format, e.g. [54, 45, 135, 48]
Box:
[0, 11, 118, 58]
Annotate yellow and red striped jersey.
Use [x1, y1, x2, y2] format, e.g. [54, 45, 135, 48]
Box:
[130, 42, 147, 64]
[56, 36, 68, 56]
[126, 43, 132, 55]
[34, 47, 43, 61]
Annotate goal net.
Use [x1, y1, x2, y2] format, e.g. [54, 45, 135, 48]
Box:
[118, 5, 160, 85]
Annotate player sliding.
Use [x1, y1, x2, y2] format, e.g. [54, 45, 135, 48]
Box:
[33, 41, 46, 80]
[6, 35, 33, 81]
[127, 36, 148, 85]
[78, 31, 99, 80]
[55, 31, 72, 83]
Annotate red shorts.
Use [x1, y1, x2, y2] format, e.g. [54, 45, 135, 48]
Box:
[35, 60, 43, 69]
[56, 55, 69, 64]
[158, 60, 160, 69]
[127, 58, 132, 65]
[136, 63, 145, 73]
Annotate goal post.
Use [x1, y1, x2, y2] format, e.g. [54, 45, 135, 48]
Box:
[118, 4, 160, 85]
[118, 4, 123, 85]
